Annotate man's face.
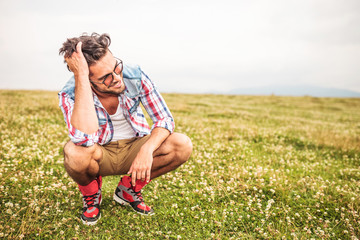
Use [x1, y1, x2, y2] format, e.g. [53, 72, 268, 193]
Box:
[89, 51, 125, 96]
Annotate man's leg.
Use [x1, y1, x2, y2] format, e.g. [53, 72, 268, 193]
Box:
[113, 132, 192, 215]
[63, 141, 103, 225]
[151, 132, 193, 179]
[63, 141, 102, 186]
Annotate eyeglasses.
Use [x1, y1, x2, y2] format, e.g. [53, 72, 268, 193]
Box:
[90, 57, 123, 88]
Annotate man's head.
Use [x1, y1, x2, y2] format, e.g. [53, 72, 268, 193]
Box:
[60, 33, 126, 96]
[59, 32, 111, 67]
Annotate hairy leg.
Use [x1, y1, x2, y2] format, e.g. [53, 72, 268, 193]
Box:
[63, 141, 103, 186]
[150, 133, 193, 179]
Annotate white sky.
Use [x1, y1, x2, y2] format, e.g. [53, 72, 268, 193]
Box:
[0, 0, 359, 93]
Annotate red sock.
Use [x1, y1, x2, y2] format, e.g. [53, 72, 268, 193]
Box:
[119, 175, 150, 191]
[78, 179, 99, 196]
[133, 178, 149, 192]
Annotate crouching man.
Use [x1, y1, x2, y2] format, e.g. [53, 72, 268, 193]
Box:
[58, 33, 192, 225]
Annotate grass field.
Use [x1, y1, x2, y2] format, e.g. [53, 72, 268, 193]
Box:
[0, 90, 359, 239]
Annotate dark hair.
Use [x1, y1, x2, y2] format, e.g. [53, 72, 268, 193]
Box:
[59, 32, 111, 66]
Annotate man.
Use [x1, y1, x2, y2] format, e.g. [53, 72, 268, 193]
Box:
[58, 33, 192, 225]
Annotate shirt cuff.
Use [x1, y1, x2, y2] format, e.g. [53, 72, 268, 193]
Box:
[69, 128, 99, 147]
[151, 117, 175, 134]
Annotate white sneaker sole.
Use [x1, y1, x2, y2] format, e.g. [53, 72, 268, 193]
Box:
[81, 214, 101, 226]
[113, 193, 130, 206]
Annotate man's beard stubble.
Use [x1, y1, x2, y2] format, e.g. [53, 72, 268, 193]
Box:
[90, 81, 124, 96]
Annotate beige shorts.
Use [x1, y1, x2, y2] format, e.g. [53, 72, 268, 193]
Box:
[98, 135, 150, 177]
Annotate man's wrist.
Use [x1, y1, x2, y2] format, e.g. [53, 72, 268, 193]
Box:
[74, 73, 90, 82]
[140, 143, 156, 154]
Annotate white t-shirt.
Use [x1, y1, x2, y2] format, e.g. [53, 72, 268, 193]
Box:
[109, 102, 136, 141]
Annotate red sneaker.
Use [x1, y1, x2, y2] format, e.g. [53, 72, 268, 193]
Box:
[78, 176, 102, 225]
[113, 176, 154, 215]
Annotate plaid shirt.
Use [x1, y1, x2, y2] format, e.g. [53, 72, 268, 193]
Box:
[58, 64, 175, 147]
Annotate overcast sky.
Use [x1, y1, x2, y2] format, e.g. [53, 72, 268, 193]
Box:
[0, 0, 359, 93]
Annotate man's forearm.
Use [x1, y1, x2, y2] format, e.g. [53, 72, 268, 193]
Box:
[142, 127, 171, 154]
[70, 74, 98, 134]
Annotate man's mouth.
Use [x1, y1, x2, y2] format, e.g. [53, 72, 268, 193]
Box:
[112, 81, 122, 88]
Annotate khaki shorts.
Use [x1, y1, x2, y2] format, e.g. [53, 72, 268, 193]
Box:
[98, 135, 150, 177]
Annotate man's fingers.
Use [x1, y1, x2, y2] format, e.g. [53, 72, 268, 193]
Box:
[146, 170, 151, 183]
[131, 172, 137, 187]
[141, 170, 146, 182]
[64, 42, 82, 63]
[137, 171, 143, 180]
[76, 41, 82, 53]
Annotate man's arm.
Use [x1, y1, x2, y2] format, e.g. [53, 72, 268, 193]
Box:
[65, 42, 98, 135]
[128, 71, 175, 186]
[139, 71, 175, 133]
[128, 127, 170, 185]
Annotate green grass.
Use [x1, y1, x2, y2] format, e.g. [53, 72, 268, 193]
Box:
[0, 90, 359, 239]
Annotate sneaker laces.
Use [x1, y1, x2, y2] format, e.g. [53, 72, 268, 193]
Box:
[128, 187, 144, 202]
[83, 192, 99, 208]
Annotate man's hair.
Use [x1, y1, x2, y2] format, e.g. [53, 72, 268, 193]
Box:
[59, 32, 111, 66]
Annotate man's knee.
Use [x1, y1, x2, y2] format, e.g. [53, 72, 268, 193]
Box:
[63, 141, 100, 174]
[172, 133, 193, 164]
